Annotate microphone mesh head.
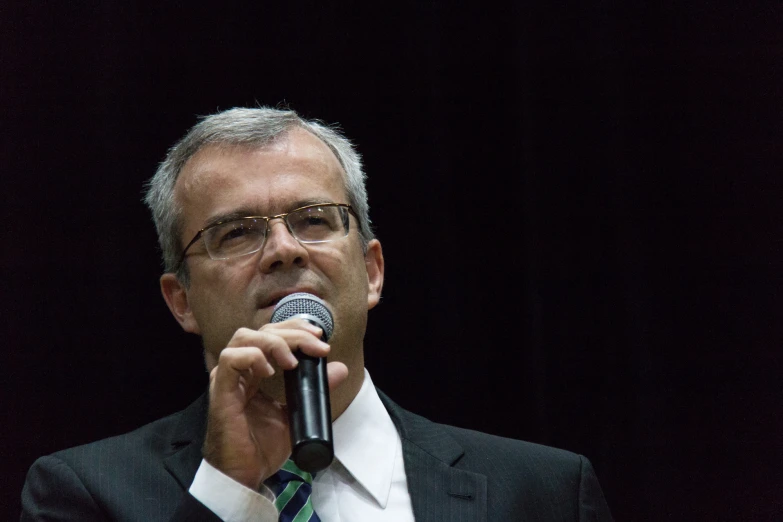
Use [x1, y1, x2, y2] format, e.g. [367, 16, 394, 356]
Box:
[271, 293, 334, 340]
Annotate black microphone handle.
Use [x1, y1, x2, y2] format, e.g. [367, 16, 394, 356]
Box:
[283, 319, 333, 473]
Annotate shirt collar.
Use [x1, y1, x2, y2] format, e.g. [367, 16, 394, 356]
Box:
[331, 369, 399, 508]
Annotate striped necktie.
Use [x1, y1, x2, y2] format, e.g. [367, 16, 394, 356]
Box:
[265, 459, 321, 522]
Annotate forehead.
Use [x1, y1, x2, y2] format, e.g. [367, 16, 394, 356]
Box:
[175, 128, 347, 234]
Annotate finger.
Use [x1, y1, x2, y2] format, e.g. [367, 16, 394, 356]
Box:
[264, 317, 324, 338]
[325, 361, 349, 391]
[211, 347, 274, 399]
[228, 327, 330, 368]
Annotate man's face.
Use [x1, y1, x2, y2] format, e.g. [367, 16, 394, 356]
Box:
[161, 128, 383, 398]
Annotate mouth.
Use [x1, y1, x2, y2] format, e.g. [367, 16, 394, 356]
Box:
[260, 288, 321, 310]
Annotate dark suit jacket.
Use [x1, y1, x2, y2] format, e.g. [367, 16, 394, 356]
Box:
[21, 391, 613, 521]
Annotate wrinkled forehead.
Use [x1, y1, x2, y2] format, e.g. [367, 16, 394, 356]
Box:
[172, 128, 348, 234]
[177, 129, 344, 195]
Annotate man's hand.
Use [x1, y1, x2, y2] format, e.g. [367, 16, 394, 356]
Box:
[202, 318, 348, 490]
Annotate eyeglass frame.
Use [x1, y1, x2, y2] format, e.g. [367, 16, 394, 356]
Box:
[176, 202, 358, 269]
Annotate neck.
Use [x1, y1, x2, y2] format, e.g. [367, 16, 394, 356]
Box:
[329, 354, 365, 421]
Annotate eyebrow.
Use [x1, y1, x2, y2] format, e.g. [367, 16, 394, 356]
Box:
[201, 199, 341, 230]
[201, 210, 255, 230]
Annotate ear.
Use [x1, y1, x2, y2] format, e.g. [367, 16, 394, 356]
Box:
[365, 239, 385, 310]
[160, 273, 201, 334]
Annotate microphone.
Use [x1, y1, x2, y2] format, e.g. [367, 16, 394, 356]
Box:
[271, 292, 334, 472]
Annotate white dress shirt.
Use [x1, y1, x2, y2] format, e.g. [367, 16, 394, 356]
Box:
[190, 369, 415, 521]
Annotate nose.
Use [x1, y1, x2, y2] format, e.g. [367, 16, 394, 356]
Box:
[257, 218, 309, 273]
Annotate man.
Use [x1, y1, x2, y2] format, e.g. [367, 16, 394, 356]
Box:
[21, 107, 613, 521]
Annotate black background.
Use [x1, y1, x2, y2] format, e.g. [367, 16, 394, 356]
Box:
[3, 3, 781, 520]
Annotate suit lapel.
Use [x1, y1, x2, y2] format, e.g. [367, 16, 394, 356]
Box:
[379, 391, 487, 522]
[158, 388, 489, 521]
[162, 392, 209, 490]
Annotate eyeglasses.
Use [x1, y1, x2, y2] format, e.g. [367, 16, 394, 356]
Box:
[177, 203, 356, 268]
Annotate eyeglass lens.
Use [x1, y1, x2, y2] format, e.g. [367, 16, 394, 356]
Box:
[203, 205, 349, 260]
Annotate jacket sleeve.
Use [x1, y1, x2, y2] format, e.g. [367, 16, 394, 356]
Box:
[169, 493, 225, 521]
[21, 455, 222, 522]
[577, 456, 614, 522]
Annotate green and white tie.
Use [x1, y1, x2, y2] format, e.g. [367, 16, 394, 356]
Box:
[265, 460, 321, 522]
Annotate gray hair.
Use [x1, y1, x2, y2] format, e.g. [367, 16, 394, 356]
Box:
[143, 107, 374, 283]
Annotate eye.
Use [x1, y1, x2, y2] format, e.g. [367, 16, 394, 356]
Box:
[287, 206, 348, 242]
[295, 211, 338, 233]
[210, 220, 263, 250]
[304, 215, 329, 226]
[220, 226, 249, 242]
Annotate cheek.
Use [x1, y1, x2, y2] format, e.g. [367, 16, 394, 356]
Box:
[325, 255, 368, 298]
[188, 264, 256, 322]
[192, 256, 256, 290]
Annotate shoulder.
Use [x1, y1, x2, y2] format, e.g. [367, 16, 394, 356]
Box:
[443, 421, 581, 460]
[22, 394, 208, 520]
[419, 409, 582, 470]
[379, 390, 587, 487]
[381, 390, 580, 462]
[429, 418, 613, 520]
[438, 421, 585, 475]
[50, 393, 205, 469]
